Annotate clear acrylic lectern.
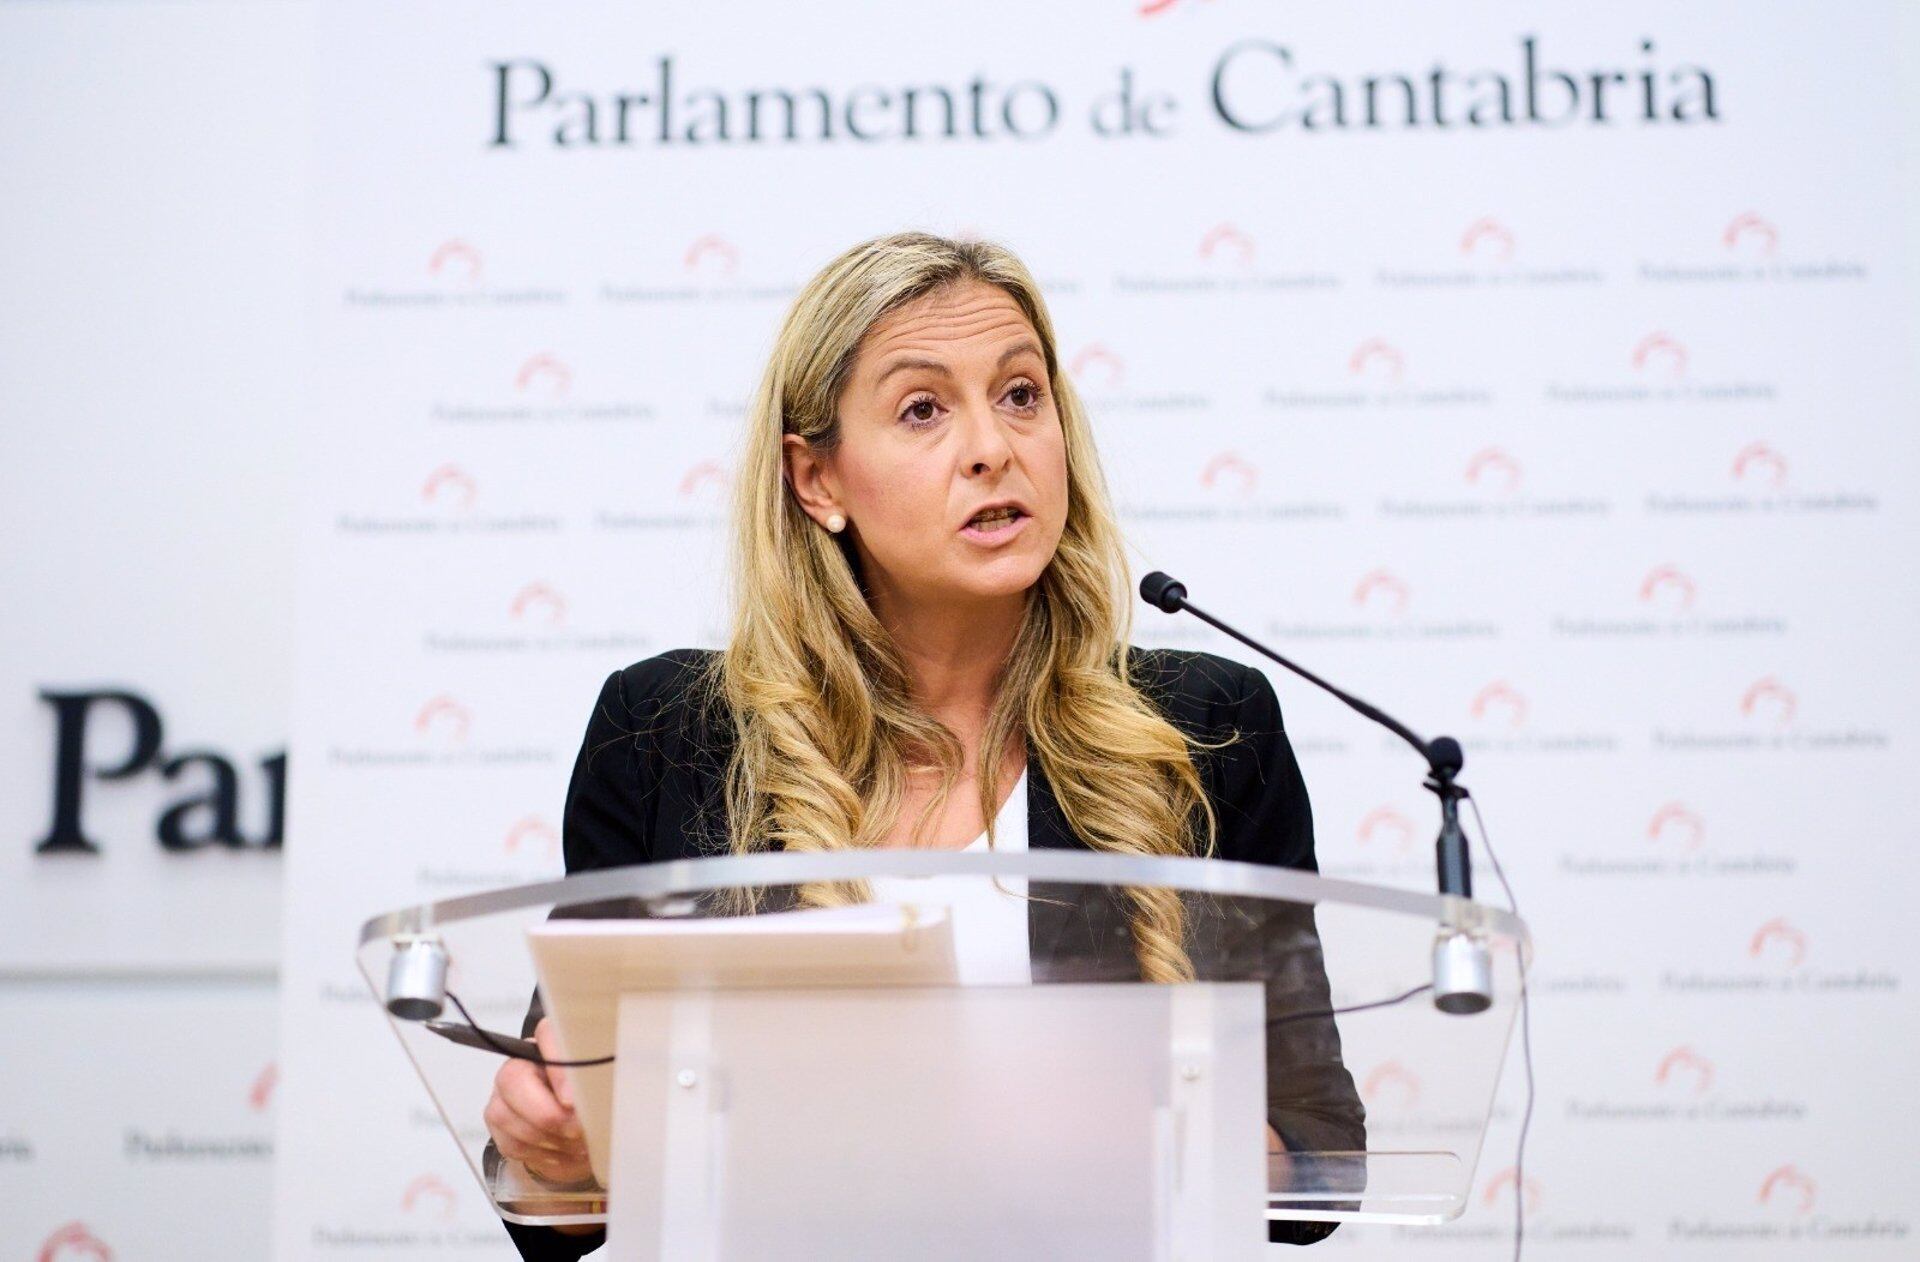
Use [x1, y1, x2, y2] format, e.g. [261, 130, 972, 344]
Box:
[356, 851, 1528, 1260]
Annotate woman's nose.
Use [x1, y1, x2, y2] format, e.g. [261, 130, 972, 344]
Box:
[959, 401, 1013, 475]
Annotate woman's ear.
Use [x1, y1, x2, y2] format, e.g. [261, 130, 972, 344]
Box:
[782, 433, 842, 528]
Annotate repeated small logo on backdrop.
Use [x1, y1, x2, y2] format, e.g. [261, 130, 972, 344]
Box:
[1459, 215, 1516, 261]
[1361, 1060, 1422, 1110]
[1197, 222, 1255, 269]
[1748, 917, 1808, 969]
[1655, 1046, 1715, 1095]
[401, 1173, 458, 1221]
[1347, 337, 1405, 384]
[1198, 451, 1257, 496]
[37, 1223, 111, 1262]
[1757, 1164, 1816, 1215]
[509, 582, 568, 628]
[505, 815, 559, 857]
[1357, 805, 1416, 853]
[1739, 677, 1797, 728]
[1548, 330, 1774, 404]
[514, 353, 573, 399]
[1642, 211, 1870, 285]
[1647, 801, 1706, 850]
[1631, 331, 1689, 381]
[248, 1062, 278, 1112]
[1651, 668, 1904, 749]
[1069, 343, 1125, 391]
[414, 696, 472, 745]
[1459, 680, 1620, 757]
[1648, 438, 1877, 518]
[1376, 213, 1602, 289]
[1638, 564, 1696, 611]
[1464, 446, 1522, 494]
[678, 459, 730, 499]
[1481, 1167, 1545, 1215]
[1722, 212, 1779, 260]
[1351, 568, 1411, 616]
[426, 238, 483, 284]
[1470, 681, 1528, 730]
[343, 236, 566, 308]
[1554, 563, 1785, 641]
[683, 233, 740, 277]
[421, 464, 478, 512]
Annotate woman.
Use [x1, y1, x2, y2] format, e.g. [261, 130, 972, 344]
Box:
[485, 232, 1363, 1256]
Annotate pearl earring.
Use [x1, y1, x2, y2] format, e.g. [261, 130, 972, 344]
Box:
[826, 512, 846, 533]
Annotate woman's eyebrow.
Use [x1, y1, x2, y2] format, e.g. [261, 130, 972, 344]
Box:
[872, 341, 1045, 389]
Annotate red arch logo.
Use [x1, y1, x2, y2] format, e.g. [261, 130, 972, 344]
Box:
[1470, 681, 1528, 729]
[1654, 1046, 1714, 1095]
[1723, 212, 1780, 259]
[1631, 332, 1688, 380]
[402, 1173, 458, 1220]
[1757, 1164, 1816, 1214]
[1198, 223, 1255, 268]
[1356, 806, 1415, 852]
[1638, 564, 1696, 611]
[427, 238, 483, 283]
[678, 459, 729, 499]
[1647, 802, 1705, 851]
[1464, 447, 1521, 493]
[1347, 338, 1405, 384]
[421, 463, 477, 511]
[684, 233, 740, 276]
[248, 1061, 278, 1112]
[414, 695, 471, 745]
[1748, 917, 1808, 969]
[1352, 569, 1410, 615]
[1199, 451, 1257, 496]
[1459, 216, 1515, 261]
[505, 815, 560, 856]
[1740, 677, 1797, 727]
[1361, 1060, 1421, 1108]
[1480, 1167, 1544, 1213]
[37, 1224, 111, 1262]
[1138, 0, 1207, 15]
[510, 582, 568, 627]
[515, 353, 572, 399]
[1069, 343, 1125, 391]
[1732, 441, 1788, 489]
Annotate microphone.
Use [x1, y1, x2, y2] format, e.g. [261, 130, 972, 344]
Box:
[1140, 571, 1490, 1014]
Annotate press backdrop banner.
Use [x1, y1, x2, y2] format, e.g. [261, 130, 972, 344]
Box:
[277, 2, 1916, 1257]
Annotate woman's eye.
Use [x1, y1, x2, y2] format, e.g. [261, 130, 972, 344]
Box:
[902, 396, 940, 425]
[1007, 382, 1043, 410]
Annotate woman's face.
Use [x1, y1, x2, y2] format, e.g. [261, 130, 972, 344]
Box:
[786, 279, 1069, 617]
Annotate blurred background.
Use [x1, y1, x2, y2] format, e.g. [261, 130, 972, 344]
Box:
[3, 1, 1917, 1258]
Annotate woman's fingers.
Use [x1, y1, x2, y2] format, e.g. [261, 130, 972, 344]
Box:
[533, 1017, 576, 1110]
[484, 1090, 575, 1157]
[481, 1020, 594, 1184]
[495, 1059, 582, 1141]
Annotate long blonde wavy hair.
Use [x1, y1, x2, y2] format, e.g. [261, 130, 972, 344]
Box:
[708, 231, 1219, 982]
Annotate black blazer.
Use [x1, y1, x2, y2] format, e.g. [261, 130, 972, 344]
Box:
[504, 647, 1364, 1258]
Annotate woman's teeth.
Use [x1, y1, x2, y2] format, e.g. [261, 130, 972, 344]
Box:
[969, 507, 1021, 530]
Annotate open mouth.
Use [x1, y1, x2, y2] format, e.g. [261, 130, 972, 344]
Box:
[964, 506, 1026, 533]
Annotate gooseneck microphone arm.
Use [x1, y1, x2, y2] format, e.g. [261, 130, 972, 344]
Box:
[1138, 571, 1477, 917]
[1140, 573, 1455, 779]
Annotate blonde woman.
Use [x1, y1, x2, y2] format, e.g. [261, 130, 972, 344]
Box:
[486, 232, 1363, 1255]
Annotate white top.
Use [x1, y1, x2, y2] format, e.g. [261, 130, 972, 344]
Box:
[868, 767, 1032, 985]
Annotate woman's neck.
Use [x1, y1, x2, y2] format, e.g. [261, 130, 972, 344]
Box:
[873, 590, 1026, 727]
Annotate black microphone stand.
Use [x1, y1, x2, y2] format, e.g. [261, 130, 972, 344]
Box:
[1140, 571, 1491, 1013]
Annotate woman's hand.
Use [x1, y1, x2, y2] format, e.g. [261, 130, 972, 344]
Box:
[483, 1018, 593, 1185]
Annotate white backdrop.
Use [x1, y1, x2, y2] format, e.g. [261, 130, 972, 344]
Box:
[276, 3, 1920, 1256]
[4, 1, 1917, 1259]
